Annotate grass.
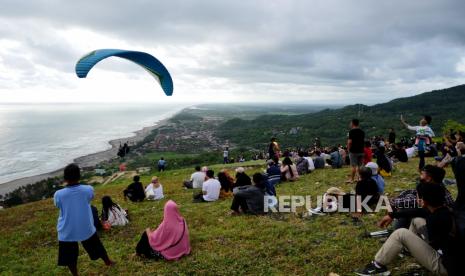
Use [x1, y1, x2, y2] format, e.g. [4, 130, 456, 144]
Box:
[0, 158, 457, 275]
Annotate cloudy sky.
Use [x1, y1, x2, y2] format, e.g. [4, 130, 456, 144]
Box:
[1, 0, 465, 104]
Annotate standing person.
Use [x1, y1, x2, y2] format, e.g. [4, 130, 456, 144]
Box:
[268, 137, 281, 160]
[123, 175, 145, 202]
[401, 115, 434, 170]
[136, 200, 190, 260]
[54, 164, 113, 276]
[388, 128, 396, 145]
[157, 157, 167, 172]
[223, 147, 229, 164]
[347, 119, 365, 183]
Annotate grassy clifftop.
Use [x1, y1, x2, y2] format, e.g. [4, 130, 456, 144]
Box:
[0, 158, 457, 275]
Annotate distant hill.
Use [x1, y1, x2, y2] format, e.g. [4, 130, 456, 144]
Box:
[217, 84, 465, 148]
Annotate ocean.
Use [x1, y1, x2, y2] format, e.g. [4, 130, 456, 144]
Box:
[0, 103, 186, 185]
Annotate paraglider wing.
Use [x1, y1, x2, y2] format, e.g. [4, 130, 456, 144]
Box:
[75, 49, 173, 96]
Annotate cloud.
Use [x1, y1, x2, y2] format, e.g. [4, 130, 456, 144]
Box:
[0, 0, 465, 103]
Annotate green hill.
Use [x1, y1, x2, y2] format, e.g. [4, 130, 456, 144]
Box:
[0, 159, 458, 275]
[217, 84, 465, 148]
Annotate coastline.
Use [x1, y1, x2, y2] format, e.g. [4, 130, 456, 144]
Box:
[0, 112, 181, 196]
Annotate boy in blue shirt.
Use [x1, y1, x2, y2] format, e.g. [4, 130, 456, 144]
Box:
[54, 164, 113, 275]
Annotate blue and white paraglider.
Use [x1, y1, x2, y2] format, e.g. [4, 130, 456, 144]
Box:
[75, 49, 173, 96]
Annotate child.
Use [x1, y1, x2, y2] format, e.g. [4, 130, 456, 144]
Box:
[101, 196, 129, 227]
[54, 164, 113, 276]
[145, 176, 164, 200]
[401, 115, 434, 170]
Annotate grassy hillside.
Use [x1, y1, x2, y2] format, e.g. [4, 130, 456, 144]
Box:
[217, 84, 465, 148]
[0, 158, 457, 275]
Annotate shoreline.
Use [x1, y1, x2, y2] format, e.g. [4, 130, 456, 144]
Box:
[0, 110, 183, 196]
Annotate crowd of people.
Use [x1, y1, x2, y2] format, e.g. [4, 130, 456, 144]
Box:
[52, 115, 465, 275]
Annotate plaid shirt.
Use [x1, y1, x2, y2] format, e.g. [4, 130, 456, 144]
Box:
[390, 184, 455, 210]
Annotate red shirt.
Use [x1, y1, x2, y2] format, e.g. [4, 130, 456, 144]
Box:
[364, 147, 373, 164]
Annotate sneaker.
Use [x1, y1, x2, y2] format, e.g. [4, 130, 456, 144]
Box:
[308, 207, 326, 216]
[355, 261, 390, 275]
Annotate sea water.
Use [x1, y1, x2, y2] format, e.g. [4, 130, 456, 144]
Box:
[0, 103, 186, 184]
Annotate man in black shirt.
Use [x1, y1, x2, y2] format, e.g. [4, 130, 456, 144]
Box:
[347, 119, 365, 183]
[123, 175, 145, 202]
[356, 182, 458, 275]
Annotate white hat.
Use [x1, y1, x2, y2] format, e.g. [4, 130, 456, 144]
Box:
[326, 187, 346, 196]
[365, 162, 379, 175]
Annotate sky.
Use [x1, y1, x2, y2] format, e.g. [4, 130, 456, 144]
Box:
[1, 0, 465, 105]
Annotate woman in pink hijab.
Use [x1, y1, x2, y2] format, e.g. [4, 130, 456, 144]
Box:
[136, 200, 190, 260]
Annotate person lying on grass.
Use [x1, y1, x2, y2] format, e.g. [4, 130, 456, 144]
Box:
[230, 173, 267, 215]
[54, 164, 114, 276]
[355, 182, 459, 276]
[136, 200, 190, 260]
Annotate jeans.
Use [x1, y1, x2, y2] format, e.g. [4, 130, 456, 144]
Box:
[374, 218, 447, 275]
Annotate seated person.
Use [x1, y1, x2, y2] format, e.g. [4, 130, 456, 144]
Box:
[355, 167, 380, 208]
[313, 151, 326, 169]
[183, 166, 205, 189]
[355, 183, 458, 276]
[363, 141, 373, 165]
[234, 167, 252, 187]
[328, 147, 343, 169]
[303, 153, 315, 172]
[123, 175, 145, 202]
[193, 170, 221, 202]
[388, 143, 408, 163]
[280, 157, 299, 181]
[266, 159, 282, 186]
[136, 200, 190, 260]
[230, 173, 266, 215]
[145, 176, 164, 200]
[365, 162, 385, 193]
[375, 146, 392, 176]
[217, 170, 234, 198]
[101, 196, 129, 227]
[389, 165, 454, 229]
[295, 151, 310, 175]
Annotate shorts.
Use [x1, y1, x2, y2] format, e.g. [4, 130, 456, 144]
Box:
[58, 232, 107, 266]
[349, 153, 364, 167]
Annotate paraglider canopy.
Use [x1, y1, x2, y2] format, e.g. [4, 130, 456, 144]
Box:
[75, 49, 173, 96]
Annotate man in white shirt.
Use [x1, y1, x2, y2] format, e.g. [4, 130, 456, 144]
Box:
[184, 166, 205, 189]
[194, 170, 221, 202]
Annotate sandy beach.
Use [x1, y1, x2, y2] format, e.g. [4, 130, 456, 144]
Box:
[0, 116, 173, 196]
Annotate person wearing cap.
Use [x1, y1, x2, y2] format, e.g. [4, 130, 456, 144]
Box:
[365, 162, 385, 193]
[145, 176, 164, 200]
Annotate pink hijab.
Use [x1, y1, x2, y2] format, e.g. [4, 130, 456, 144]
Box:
[148, 200, 190, 260]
